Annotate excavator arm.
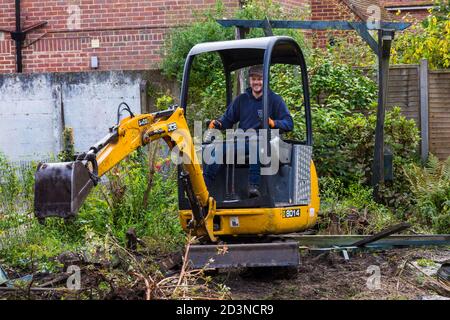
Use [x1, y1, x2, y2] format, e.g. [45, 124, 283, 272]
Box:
[34, 106, 218, 241]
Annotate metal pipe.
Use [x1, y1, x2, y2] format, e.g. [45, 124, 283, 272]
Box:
[15, 0, 22, 73]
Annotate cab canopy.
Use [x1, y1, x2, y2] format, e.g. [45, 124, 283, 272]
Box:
[180, 36, 311, 143]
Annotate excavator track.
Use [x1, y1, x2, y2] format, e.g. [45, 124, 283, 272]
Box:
[184, 232, 450, 270]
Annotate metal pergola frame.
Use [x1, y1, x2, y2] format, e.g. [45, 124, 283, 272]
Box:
[216, 19, 411, 195]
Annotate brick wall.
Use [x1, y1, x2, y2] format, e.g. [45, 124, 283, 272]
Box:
[310, 0, 359, 48]
[0, 0, 240, 73]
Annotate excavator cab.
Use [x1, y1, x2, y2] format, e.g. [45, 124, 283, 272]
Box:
[34, 36, 319, 256]
[177, 36, 319, 239]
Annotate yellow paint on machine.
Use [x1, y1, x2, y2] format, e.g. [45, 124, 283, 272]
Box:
[179, 161, 320, 238]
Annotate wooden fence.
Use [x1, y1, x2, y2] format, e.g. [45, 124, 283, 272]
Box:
[373, 60, 450, 160]
[428, 70, 450, 160]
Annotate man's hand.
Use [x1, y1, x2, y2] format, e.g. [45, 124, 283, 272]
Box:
[208, 120, 222, 129]
[268, 117, 275, 128]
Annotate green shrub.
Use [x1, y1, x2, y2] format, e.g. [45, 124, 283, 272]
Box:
[295, 106, 420, 186]
[403, 154, 450, 233]
[318, 177, 399, 234]
[309, 56, 377, 112]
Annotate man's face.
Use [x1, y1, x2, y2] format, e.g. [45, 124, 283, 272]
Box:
[249, 74, 263, 95]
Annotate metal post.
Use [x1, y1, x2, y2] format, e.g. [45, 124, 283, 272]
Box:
[419, 59, 429, 163]
[372, 30, 393, 196]
[14, 0, 22, 73]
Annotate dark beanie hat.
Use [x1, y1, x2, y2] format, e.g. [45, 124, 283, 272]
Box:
[248, 65, 263, 77]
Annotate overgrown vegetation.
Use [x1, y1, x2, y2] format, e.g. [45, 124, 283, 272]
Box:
[0, 147, 184, 273]
[1, 0, 449, 299]
[403, 155, 450, 233]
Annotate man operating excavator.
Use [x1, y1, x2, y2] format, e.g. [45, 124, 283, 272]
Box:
[203, 65, 294, 198]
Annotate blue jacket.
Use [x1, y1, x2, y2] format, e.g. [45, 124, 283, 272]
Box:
[218, 88, 294, 131]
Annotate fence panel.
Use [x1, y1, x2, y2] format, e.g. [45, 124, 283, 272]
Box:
[428, 71, 450, 160]
[386, 65, 420, 125]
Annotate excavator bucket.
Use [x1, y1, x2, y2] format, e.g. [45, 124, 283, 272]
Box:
[34, 161, 94, 221]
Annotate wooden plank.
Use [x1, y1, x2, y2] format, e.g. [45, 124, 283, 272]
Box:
[389, 84, 419, 91]
[428, 107, 450, 110]
[388, 88, 418, 93]
[430, 117, 450, 120]
[430, 128, 450, 132]
[430, 102, 450, 106]
[428, 94, 450, 99]
[429, 128, 450, 132]
[351, 222, 411, 247]
[388, 81, 419, 86]
[388, 77, 419, 81]
[431, 107, 450, 115]
[430, 106, 450, 109]
[428, 84, 450, 89]
[389, 64, 419, 69]
[388, 76, 415, 80]
[387, 98, 419, 103]
[428, 80, 450, 85]
[429, 73, 450, 78]
[430, 139, 450, 143]
[431, 150, 450, 154]
[429, 111, 450, 115]
[429, 150, 450, 155]
[429, 144, 450, 148]
[388, 84, 418, 89]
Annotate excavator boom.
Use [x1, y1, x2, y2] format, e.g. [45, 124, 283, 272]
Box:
[34, 106, 215, 239]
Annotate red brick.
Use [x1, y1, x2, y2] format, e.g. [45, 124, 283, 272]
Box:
[0, 0, 236, 73]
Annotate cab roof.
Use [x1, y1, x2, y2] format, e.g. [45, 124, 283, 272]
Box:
[186, 36, 304, 71]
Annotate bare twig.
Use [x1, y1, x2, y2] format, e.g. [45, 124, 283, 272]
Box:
[38, 274, 70, 288]
[407, 261, 450, 297]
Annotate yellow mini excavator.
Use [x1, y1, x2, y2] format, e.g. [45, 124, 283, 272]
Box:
[34, 36, 320, 268]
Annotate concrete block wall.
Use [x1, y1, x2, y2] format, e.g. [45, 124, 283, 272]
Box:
[0, 74, 63, 160]
[0, 71, 144, 161]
